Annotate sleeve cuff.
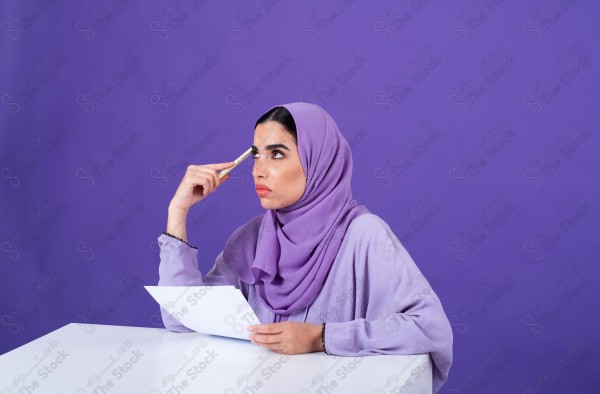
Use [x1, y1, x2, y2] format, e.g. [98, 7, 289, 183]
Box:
[161, 231, 198, 250]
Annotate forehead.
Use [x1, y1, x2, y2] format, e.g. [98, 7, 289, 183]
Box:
[253, 121, 295, 146]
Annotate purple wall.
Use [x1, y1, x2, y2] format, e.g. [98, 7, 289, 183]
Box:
[1, 1, 598, 392]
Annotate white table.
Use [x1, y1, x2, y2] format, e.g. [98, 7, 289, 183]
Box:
[0, 323, 432, 393]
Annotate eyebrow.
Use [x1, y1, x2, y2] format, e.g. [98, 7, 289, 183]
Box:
[251, 143, 290, 152]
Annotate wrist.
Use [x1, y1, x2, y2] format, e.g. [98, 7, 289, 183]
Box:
[167, 204, 189, 241]
[320, 323, 327, 354]
[314, 323, 325, 353]
[168, 203, 189, 215]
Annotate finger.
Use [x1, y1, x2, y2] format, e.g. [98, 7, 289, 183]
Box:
[188, 172, 213, 196]
[218, 173, 231, 185]
[196, 166, 227, 193]
[203, 162, 235, 170]
[250, 323, 286, 334]
[186, 166, 215, 193]
[250, 339, 273, 351]
[200, 168, 219, 193]
[194, 168, 219, 193]
[188, 163, 233, 191]
[251, 333, 282, 344]
[251, 338, 282, 350]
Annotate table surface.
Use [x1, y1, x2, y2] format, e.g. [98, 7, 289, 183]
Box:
[0, 323, 432, 394]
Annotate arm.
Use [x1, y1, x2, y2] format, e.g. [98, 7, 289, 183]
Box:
[323, 218, 453, 393]
[157, 233, 201, 332]
[157, 233, 241, 332]
[158, 165, 238, 332]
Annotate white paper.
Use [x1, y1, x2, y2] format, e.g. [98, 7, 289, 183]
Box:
[144, 285, 260, 340]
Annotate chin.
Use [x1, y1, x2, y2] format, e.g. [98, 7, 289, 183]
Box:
[258, 199, 271, 209]
[259, 199, 283, 210]
[260, 202, 275, 210]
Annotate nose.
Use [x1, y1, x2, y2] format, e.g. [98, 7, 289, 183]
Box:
[252, 157, 267, 180]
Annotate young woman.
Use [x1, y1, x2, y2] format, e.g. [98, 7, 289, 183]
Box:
[158, 102, 453, 393]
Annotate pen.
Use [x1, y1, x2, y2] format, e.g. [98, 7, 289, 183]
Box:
[218, 147, 253, 179]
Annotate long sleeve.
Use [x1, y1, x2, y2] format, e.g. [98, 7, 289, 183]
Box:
[157, 233, 241, 332]
[322, 216, 453, 393]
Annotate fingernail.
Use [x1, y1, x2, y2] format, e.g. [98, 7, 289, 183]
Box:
[247, 326, 254, 331]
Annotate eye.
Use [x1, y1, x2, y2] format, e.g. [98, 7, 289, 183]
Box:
[272, 149, 284, 159]
[251, 149, 285, 159]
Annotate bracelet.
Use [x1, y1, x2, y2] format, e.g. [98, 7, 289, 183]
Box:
[321, 322, 328, 354]
[162, 231, 198, 250]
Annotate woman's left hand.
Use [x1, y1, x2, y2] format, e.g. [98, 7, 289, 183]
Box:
[247, 322, 324, 355]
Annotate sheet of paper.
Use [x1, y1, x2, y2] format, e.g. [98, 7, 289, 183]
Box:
[144, 285, 260, 341]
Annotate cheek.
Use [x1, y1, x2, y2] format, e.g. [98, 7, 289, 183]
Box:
[293, 166, 306, 191]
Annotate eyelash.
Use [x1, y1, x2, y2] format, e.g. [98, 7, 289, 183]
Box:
[251, 149, 284, 159]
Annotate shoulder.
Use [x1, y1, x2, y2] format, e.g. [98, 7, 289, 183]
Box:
[343, 212, 409, 259]
[342, 213, 417, 276]
[346, 212, 395, 240]
[340, 212, 398, 255]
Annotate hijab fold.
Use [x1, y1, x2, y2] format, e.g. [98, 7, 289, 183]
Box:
[223, 102, 370, 322]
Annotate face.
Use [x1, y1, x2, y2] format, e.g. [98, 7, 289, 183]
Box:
[252, 121, 306, 210]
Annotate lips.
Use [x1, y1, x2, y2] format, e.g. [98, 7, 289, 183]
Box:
[256, 185, 271, 191]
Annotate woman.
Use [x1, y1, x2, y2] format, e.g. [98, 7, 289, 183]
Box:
[158, 102, 453, 392]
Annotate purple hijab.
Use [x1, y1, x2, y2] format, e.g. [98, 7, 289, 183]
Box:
[223, 102, 370, 322]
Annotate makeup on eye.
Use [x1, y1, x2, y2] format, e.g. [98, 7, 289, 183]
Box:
[251, 150, 284, 159]
[251, 144, 288, 159]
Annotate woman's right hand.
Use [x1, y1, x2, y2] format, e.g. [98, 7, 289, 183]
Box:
[169, 162, 236, 212]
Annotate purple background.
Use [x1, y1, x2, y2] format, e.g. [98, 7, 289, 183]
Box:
[1, 1, 598, 392]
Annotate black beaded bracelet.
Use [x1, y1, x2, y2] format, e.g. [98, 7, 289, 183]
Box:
[321, 322, 328, 354]
[162, 231, 198, 250]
